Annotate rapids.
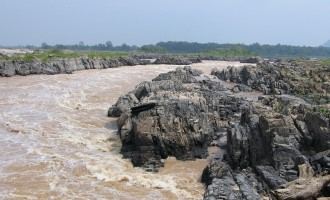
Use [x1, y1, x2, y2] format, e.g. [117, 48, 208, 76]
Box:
[0, 61, 248, 200]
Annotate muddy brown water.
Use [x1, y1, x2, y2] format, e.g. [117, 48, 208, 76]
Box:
[0, 61, 249, 200]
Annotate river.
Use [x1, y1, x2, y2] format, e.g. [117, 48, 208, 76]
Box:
[0, 61, 248, 200]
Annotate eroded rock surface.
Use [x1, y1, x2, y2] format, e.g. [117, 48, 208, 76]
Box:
[153, 56, 201, 65]
[109, 66, 244, 171]
[109, 60, 330, 199]
[212, 59, 330, 105]
[0, 57, 150, 77]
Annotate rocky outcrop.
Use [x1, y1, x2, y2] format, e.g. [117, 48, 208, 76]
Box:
[211, 64, 292, 95]
[202, 161, 262, 200]
[0, 57, 150, 77]
[212, 59, 330, 105]
[239, 57, 262, 64]
[108, 60, 330, 199]
[153, 56, 201, 65]
[109, 66, 244, 171]
[203, 95, 330, 200]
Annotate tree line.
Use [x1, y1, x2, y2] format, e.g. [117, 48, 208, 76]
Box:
[12, 41, 330, 58]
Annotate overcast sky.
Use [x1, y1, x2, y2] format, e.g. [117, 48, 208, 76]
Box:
[1, 0, 329, 46]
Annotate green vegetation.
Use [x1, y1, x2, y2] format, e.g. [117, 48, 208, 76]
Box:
[139, 45, 167, 53]
[317, 106, 330, 118]
[320, 59, 330, 66]
[3, 41, 330, 62]
[198, 48, 256, 57]
[0, 49, 129, 62]
[5, 41, 330, 58]
[83, 51, 129, 59]
[144, 41, 330, 58]
[276, 59, 330, 105]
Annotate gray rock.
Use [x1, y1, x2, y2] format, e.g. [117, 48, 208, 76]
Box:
[305, 112, 330, 151]
[153, 56, 194, 65]
[107, 64, 330, 199]
[0, 57, 149, 77]
[212, 62, 293, 95]
[109, 66, 243, 170]
[255, 165, 287, 189]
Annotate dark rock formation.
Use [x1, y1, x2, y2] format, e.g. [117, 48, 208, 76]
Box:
[109, 66, 244, 171]
[0, 57, 150, 77]
[202, 161, 262, 200]
[212, 59, 330, 105]
[203, 95, 330, 200]
[108, 60, 330, 199]
[211, 64, 292, 95]
[153, 56, 201, 65]
[240, 57, 263, 64]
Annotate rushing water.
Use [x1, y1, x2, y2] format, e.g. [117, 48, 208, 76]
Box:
[0, 61, 248, 200]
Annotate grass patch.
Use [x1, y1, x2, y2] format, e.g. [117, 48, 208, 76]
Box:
[183, 48, 257, 58]
[317, 106, 330, 118]
[320, 59, 330, 66]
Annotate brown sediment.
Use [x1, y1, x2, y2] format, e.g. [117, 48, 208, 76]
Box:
[0, 61, 249, 199]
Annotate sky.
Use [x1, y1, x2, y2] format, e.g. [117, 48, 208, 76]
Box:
[1, 0, 330, 47]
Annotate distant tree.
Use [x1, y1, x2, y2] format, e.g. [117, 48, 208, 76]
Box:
[78, 41, 85, 47]
[41, 42, 50, 49]
[116, 43, 130, 51]
[105, 41, 113, 49]
[140, 45, 166, 53]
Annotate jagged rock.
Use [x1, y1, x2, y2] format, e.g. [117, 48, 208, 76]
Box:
[228, 105, 308, 180]
[107, 61, 330, 199]
[305, 112, 330, 151]
[212, 64, 292, 95]
[109, 66, 244, 170]
[232, 84, 253, 93]
[311, 150, 330, 174]
[212, 59, 330, 105]
[202, 161, 244, 200]
[255, 165, 287, 189]
[0, 57, 149, 77]
[0, 62, 15, 76]
[202, 161, 262, 200]
[153, 56, 195, 65]
[240, 57, 263, 64]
